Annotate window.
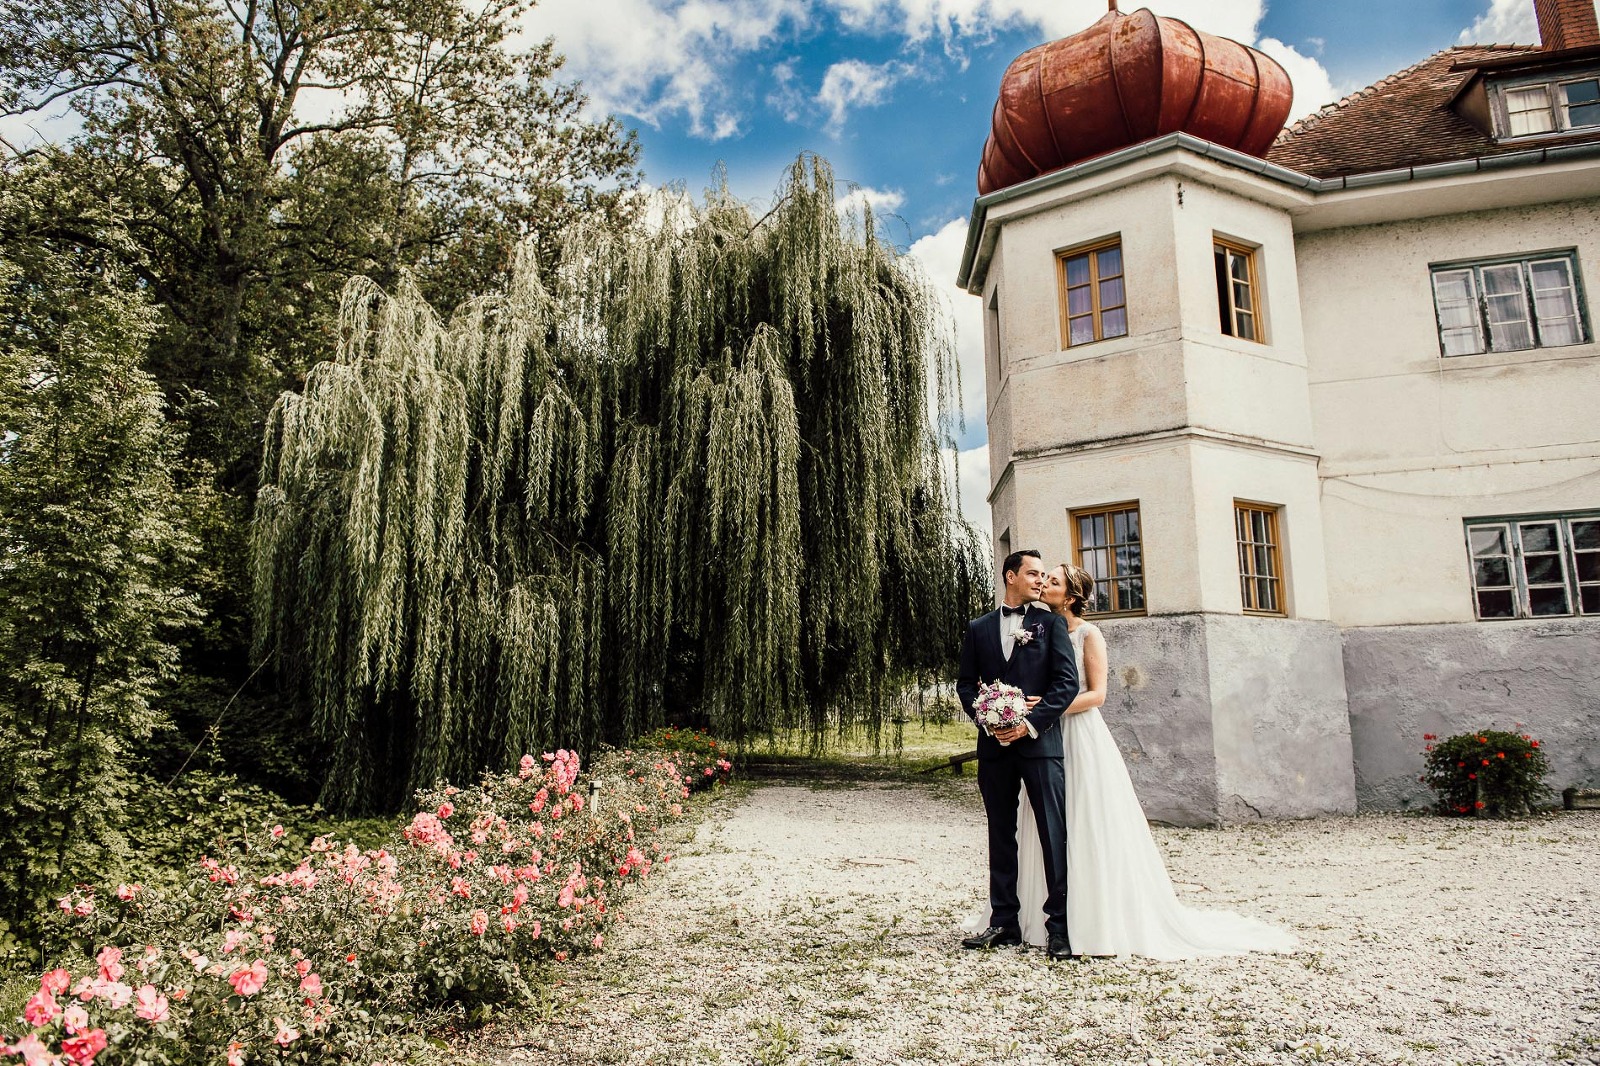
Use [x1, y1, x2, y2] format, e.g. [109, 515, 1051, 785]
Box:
[1213, 239, 1261, 342]
[1496, 77, 1600, 137]
[1505, 85, 1556, 135]
[1235, 501, 1284, 615]
[1071, 503, 1145, 616]
[1466, 513, 1600, 619]
[1057, 239, 1127, 348]
[1430, 252, 1587, 356]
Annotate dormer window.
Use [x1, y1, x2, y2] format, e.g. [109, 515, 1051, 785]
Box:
[1495, 75, 1600, 138]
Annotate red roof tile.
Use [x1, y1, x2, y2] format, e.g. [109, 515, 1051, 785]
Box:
[1265, 44, 1600, 178]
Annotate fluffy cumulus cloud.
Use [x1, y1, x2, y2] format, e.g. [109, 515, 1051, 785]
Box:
[520, 0, 808, 137]
[817, 59, 906, 134]
[1458, 0, 1541, 44]
[526, 0, 1339, 137]
[1255, 36, 1340, 118]
[834, 184, 907, 215]
[902, 217, 993, 536]
[943, 444, 993, 538]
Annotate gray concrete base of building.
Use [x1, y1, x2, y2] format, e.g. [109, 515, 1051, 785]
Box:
[1343, 618, 1600, 812]
[1096, 613, 1358, 826]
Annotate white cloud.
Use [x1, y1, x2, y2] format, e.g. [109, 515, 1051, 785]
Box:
[942, 445, 993, 538]
[1458, 0, 1541, 44]
[526, 0, 1339, 144]
[834, 184, 906, 215]
[521, 0, 808, 137]
[1256, 37, 1342, 118]
[908, 217, 987, 449]
[817, 59, 904, 134]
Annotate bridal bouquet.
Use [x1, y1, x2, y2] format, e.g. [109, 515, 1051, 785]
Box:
[974, 681, 1030, 745]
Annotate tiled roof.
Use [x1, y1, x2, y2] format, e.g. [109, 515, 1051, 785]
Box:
[1265, 44, 1600, 178]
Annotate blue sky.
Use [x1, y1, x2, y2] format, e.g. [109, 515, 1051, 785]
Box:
[522, 0, 1544, 531]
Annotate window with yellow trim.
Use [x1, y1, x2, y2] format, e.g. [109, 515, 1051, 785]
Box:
[1057, 240, 1128, 348]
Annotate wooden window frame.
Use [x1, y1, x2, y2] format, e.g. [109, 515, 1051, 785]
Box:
[1465, 511, 1600, 620]
[1213, 238, 1264, 344]
[1428, 250, 1589, 357]
[1056, 237, 1128, 350]
[1492, 75, 1600, 138]
[1558, 77, 1600, 130]
[1069, 501, 1147, 617]
[1234, 500, 1286, 616]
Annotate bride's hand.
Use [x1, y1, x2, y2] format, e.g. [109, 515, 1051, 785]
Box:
[1024, 696, 1041, 710]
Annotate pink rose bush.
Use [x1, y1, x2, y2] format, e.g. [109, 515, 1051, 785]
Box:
[2, 746, 733, 1064]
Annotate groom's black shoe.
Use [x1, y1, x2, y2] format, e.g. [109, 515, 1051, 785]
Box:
[1046, 934, 1075, 960]
[961, 926, 1023, 950]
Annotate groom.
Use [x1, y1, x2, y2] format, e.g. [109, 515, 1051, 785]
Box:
[957, 549, 1079, 960]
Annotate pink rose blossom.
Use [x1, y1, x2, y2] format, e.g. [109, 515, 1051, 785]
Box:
[73, 900, 94, 917]
[226, 1041, 246, 1066]
[437, 802, 455, 819]
[294, 959, 311, 976]
[134, 984, 169, 1023]
[274, 1018, 300, 1047]
[593, 933, 604, 949]
[60, 1028, 107, 1065]
[228, 959, 268, 996]
[469, 909, 490, 936]
[100, 982, 134, 1009]
[63, 1003, 89, 1034]
[450, 877, 471, 899]
[529, 920, 542, 939]
[41, 968, 72, 995]
[299, 973, 322, 999]
[22, 990, 60, 1026]
[270, 824, 285, 839]
[116, 883, 141, 902]
[6, 1034, 55, 1066]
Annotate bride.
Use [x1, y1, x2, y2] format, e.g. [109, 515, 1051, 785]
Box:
[964, 563, 1298, 959]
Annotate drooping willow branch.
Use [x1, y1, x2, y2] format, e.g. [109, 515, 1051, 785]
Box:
[253, 155, 990, 812]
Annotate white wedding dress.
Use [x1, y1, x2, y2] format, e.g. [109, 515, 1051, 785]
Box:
[964, 624, 1298, 959]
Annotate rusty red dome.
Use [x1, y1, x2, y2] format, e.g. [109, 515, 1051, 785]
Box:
[977, 5, 1294, 195]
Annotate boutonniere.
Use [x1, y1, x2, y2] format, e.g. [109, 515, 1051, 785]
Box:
[1015, 622, 1043, 646]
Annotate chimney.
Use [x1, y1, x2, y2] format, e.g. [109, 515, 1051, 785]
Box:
[1535, 0, 1600, 50]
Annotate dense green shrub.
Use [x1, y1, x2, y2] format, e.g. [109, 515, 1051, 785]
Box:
[1421, 729, 1551, 817]
[2, 747, 730, 1063]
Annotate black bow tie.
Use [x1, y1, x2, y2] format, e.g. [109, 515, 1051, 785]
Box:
[1001, 604, 1027, 616]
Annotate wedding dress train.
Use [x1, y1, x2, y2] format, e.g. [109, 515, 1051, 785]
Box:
[964, 625, 1298, 959]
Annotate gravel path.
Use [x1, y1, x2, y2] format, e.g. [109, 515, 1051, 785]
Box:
[460, 777, 1600, 1066]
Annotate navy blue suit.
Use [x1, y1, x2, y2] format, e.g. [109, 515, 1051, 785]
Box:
[956, 604, 1079, 940]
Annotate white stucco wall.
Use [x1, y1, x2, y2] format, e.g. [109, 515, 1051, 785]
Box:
[982, 166, 1331, 618]
[1297, 198, 1600, 626]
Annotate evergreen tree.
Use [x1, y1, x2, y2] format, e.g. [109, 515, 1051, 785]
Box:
[254, 158, 990, 813]
[0, 185, 199, 936]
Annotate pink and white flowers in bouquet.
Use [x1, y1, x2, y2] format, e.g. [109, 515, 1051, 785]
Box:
[974, 681, 1030, 745]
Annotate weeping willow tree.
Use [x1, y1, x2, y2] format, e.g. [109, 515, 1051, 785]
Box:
[253, 156, 990, 812]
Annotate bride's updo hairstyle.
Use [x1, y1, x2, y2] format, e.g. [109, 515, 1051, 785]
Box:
[1057, 564, 1096, 617]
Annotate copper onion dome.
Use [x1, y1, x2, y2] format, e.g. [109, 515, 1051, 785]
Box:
[977, 3, 1294, 195]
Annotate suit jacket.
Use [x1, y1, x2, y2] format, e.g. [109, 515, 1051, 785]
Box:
[956, 605, 1079, 760]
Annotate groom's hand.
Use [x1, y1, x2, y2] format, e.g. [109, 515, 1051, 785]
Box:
[993, 724, 1029, 743]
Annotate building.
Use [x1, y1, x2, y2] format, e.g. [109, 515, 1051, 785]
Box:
[958, 0, 1600, 824]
